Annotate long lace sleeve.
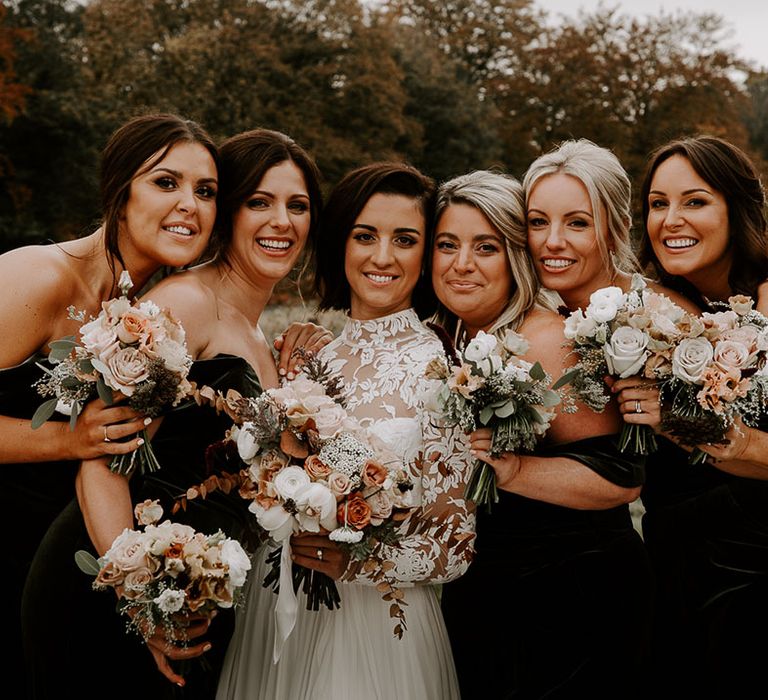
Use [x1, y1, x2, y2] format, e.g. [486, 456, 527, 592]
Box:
[346, 413, 476, 587]
[319, 310, 478, 589]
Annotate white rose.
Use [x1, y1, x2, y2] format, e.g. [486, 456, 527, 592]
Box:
[236, 423, 260, 462]
[105, 529, 149, 573]
[154, 588, 185, 614]
[220, 539, 251, 588]
[672, 337, 714, 384]
[134, 499, 163, 526]
[604, 327, 650, 378]
[295, 482, 337, 532]
[313, 404, 351, 440]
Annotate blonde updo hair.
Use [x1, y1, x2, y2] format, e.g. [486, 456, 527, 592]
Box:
[522, 139, 640, 275]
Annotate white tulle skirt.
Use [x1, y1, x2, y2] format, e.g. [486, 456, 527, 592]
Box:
[216, 546, 460, 700]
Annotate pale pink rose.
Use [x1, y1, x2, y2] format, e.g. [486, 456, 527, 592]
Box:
[367, 490, 393, 526]
[313, 404, 350, 440]
[79, 317, 118, 357]
[701, 310, 738, 336]
[94, 346, 150, 396]
[729, 294, 754, 315]
[713, 340, 751, 373]
[121, 567, 155, 600]
[672, 337, 714, 384]
[720, 326, 759, 355]
[107, 529, 150, 573]
[327, 471, 353, 499]
[604, 327, 650, 378]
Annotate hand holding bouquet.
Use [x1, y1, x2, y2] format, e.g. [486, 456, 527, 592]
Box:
[33, 272, 193, 475]
[660, 295, 768, 464]
[556, 274, 694, 455]
[76, 499, 251, 648]
[424, 328, 561, 509]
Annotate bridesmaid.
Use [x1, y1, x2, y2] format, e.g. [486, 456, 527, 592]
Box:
[23, 128, 324, 697]
[437, 168, 653, 699]
[614, 135, 768, 697]
[0, 113, 218, 683]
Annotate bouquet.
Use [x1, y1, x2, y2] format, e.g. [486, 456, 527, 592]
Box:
[32, 271, 193, 475]
[179, 352, 418, 658]
[424, 328, 561, 509]
[659, 295, 768, 464]
[75, 499, 251, 646]
[555, 274, 693, 455]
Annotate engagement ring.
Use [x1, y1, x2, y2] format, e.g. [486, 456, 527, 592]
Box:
[317, 549, 323, 561]
[103, 426, 111, 442]
[635, 400, 643, 414]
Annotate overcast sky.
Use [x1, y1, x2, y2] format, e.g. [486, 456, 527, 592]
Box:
[537, 0, 768, 69]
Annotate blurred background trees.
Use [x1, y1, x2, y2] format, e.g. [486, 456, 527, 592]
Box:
[2, 0, 767, 253]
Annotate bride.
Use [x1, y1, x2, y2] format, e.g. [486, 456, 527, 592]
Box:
[216, 162, 476, 699]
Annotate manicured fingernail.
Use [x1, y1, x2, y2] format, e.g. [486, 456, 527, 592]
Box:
[470, 449, 477, 456]
[137, 438, 145, 446]
[203, 644, 212, 652]
[278, 368, 286, 376]
[144, 417, 152, 426]
[287, 372, 295, 380]
[177, 681, 185, 687]
[211, 610, 218, 618]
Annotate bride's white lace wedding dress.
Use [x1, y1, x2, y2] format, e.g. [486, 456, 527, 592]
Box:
[216, 309, 476, 699]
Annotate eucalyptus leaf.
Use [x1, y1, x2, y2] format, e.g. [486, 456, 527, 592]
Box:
[97, 378, 114, 405]
[74, 549, 101, 576]
[494, 401, 518, 419]
[479, 406, 494, 424]
[541, 390, 562, 407]
[31, 398, 58, 429]
[78, 358, 95, 374]
[529, 361, 546, 381]
[49, 337, 77, 350]
[552, 368, 580, 390]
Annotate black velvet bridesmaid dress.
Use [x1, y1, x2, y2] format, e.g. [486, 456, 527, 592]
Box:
[22, 355, 261, 699]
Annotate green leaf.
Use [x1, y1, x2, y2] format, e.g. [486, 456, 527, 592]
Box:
[529, 361, 546, 381]
[552, 368, 580, 390]
[49, 337, 77, 350]
[479, 406, 494, 424]
[97, 378, 114, 405]
[541, 390, 562, 407]
[493, 401, 518, 418]
[31, 399, 59, 429]
[78, 358, 95, 374]
[74, 549, 101, 576]
[69, 401, 81, 431]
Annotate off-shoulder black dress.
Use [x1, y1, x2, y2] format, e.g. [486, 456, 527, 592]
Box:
[441, 435, 653, 699]
[22, 355, 260, 699]
[641, 431, 768, 698]
[2, 356, 78, 688]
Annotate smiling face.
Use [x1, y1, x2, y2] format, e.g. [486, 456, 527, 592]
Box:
[432, 202, 512, 337]
[120, 140, 218, 269]
[526, 172, 614, 310]
[344, 192, 426, 320]
[229, 159, 311, 285]
[646, 154, 732, 286]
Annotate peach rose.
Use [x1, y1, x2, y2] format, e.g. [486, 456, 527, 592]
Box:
[367, 490, 393, 526]
[94, 561, 125, 588]
[338, 493, 371, 530]
[304, 454, 332, 480]
[121, 567, 154, 600]
[361, 460, 389, 488]
[327, 472, 353, 499]
[116, 308, 153, 345]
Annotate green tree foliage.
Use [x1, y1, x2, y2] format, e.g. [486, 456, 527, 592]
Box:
[0, 0, 763, 253]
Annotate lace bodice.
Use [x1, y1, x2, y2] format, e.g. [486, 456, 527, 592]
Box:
[320, 309, 476, 586]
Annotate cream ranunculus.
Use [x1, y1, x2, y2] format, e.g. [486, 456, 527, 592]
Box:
[463, 331, 498, 364]
[272, 465, 311, 501]
[604, 327, 650, 378]
[672, 337, 714, 384]
[587, 286, 626, 323]
[564, 308, 598, 341]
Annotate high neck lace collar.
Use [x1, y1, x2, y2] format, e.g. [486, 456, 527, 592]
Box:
[340, 308, 422, 348]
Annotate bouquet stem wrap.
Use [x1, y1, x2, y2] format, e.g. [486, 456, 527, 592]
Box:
[273, 538, 298, 664]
